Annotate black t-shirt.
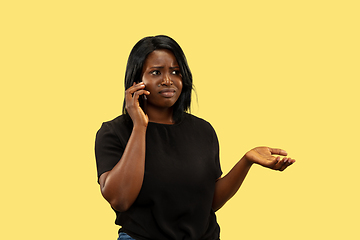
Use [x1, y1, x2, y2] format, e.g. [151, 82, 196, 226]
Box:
[95, 113, 222, 240]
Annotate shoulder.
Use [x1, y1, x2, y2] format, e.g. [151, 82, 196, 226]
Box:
[182, 113, 216, 134]
[99, 114, 132, 131]
[183, 113, 212, 125]
[103, 114, 132, 128]
[181, 114, 220, 150]
[96, 114, 133, 142]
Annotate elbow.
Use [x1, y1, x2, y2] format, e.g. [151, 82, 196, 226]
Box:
[102, 190, 133, 212]
[212, 200, 225, 212]
[100, 178, 137, 212]
[109, 198, 132, 212]
[101, 187, 132, 212]
[101, 186, 131, 212]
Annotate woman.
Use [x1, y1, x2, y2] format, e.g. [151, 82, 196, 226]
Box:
[95, 35, 295, 240]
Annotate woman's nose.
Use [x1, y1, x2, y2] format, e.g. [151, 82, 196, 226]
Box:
[161, 73, 172, 86]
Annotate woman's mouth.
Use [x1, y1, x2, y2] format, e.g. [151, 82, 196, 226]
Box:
[159, 89, 176, 98]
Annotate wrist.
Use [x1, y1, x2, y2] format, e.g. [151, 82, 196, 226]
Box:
[132, 117, 148, 129]
[242, 153, 255, 166]
[132, 124, 147, 133]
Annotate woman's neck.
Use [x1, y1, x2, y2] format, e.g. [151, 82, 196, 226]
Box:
[146, 106, 174, 124]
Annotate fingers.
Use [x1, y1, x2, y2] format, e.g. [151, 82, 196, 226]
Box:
[126, 82, 147, 96]
[269, 148, 288, 156]
[125, 82, 149, 115]
[124, 82, 150, 126]
[125, 82, 150, 102]
[132, 89, 150, 101]
[127, 82, 145, 93]
[126, 82, 148, 98]
[274, 157, 296, 171]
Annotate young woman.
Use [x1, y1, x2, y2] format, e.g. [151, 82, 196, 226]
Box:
[95, 35, 295, 240]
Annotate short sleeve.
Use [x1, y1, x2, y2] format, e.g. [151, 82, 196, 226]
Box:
[213, 134, 222, 179]
[209, 123, 222, 179]
[95, 122, 125, 182]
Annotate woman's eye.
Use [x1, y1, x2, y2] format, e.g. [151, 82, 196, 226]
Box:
[171, 70, 181, 76]
[150, 70, 161, 75]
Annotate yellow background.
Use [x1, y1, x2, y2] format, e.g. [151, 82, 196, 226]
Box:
[1, 0, 359, 239]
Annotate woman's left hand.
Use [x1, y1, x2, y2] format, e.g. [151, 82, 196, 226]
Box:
[244, 147, 295, 171]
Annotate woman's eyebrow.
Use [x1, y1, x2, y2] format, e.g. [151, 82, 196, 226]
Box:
[149, 66, 164, 69]
[149, 66, 179, 69]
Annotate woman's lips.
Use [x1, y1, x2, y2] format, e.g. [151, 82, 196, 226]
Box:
[159, 88, 176, 97]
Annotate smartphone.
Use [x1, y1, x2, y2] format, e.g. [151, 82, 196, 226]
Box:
[136, 81, 147, 114]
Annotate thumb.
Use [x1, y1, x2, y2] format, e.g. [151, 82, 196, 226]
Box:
[269, 148, 288, 156]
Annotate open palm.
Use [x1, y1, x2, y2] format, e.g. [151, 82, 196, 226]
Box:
[244, 147, 295, 171]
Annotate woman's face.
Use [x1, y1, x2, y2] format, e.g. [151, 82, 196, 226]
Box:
[141, 49, 183, 109]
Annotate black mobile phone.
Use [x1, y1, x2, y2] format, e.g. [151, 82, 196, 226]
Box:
[137, 81, 147, 114]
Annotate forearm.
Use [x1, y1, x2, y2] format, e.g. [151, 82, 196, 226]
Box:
[212, 147, 295, 211]
[212, 156, 253, 211]
[100, 125, 147, 212]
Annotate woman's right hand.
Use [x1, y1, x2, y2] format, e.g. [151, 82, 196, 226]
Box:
[125, 82, 150, 127]
[100, 82, 149, 212]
